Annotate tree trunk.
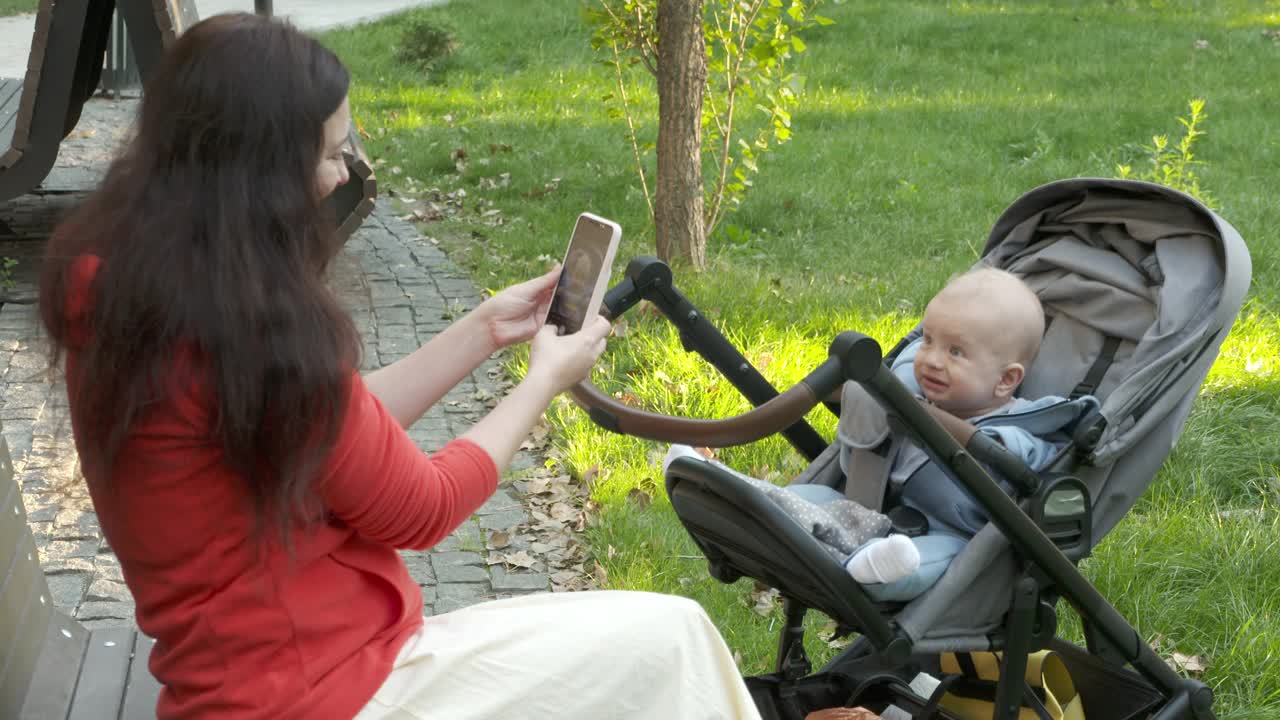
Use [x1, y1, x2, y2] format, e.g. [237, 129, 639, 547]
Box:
[654, 0, 707, 269]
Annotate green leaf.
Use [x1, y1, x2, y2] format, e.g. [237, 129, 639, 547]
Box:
[750, 41, 779, 63]
[791, 35, 807, 53]
[813, 14, 836, 26]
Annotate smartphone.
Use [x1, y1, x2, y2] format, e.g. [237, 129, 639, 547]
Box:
[545, 212, 622, 334]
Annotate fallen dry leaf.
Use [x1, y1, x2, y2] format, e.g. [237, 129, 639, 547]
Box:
[486, 530, 511, 550]
[750, 587, 780, 617]
[1169, 652, 1208, 675]
[502, 551, 537, 569]
[626, 488, 652, 510]
[549, 502, 577, 523]
[550, 570, 579, 585]
[524, 477, 552, 495]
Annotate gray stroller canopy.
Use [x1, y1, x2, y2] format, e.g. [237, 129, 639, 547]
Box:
[982, 179, 1250, 534]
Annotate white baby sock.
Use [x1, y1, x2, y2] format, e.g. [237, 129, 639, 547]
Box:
[661, 444, 758, 482]
[845, 534, 920, 585]
[661, 444, 707, 476]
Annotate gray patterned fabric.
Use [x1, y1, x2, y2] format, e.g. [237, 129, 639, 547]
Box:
[741, 478, 891, 562]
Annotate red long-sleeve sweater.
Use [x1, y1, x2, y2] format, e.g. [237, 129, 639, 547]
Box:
[63, 256, 499, 718]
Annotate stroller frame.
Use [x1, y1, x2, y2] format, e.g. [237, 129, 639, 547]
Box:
[582, 254, 1216, 719]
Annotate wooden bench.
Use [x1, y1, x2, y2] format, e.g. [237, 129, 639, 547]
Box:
[0, 0, 199, 204]
[1, 432, 163, 719]
[1, 0, 113, 203]
[1, 0, 377, 240]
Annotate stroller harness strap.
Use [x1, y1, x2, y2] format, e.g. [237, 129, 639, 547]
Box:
[1069, 335, 1121, 400]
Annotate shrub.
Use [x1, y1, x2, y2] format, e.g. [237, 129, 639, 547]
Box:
[395, 16, 457, 74]
[1116, 98, 1215, 207]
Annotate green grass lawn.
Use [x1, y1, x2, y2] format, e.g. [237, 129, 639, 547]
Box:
[0, 0, 34, 18]
[324, 1, 1280, 715]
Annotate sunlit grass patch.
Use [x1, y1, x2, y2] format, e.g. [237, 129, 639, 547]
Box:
[1207, 303, 1280, 390]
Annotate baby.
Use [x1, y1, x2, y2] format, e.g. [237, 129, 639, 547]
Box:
[667, 268, 1094, 602]
[829, 267, 1054, 600]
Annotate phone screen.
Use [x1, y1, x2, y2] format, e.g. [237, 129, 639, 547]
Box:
[545, 216, 614, 334]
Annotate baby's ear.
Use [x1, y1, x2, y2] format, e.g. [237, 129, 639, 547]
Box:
[996, 363, 1025, 399]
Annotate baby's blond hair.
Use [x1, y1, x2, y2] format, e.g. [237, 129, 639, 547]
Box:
[933, 267, 1045, 368]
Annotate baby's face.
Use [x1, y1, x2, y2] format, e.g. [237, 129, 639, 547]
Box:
[913, 299, 1017, 418]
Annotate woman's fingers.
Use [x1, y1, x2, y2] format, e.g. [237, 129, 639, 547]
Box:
[503, 264, 562, 303]
[580, 315, 612, 342]
[529, 264, 562, 294]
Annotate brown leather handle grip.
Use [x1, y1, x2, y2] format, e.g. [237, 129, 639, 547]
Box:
[568, 379, 821, 447]
[922, 402, 979, 447]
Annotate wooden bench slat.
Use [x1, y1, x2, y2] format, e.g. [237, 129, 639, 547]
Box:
[11, 0, 57, 154]
[0, 78, 23, 146]
[20, 614, 90, 720]
[118, 633, 160, 720]
[66, 627, 135, 720]
[0, 533, 55, 718]
[0, 78, 21, 106]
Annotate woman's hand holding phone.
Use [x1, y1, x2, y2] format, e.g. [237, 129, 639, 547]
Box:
[475, 265, 562, 351]
[525, 316, 611, 395]
[461, 314, 610, 476]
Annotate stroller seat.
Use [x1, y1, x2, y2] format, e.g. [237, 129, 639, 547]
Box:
[573, 179, 1251, 720]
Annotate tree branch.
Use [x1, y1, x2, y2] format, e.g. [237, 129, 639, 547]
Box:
[610, 39, 655, 222]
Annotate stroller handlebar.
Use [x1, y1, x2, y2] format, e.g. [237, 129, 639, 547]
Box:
[567, 379, 817, 446]
[568, 348, 852, 447]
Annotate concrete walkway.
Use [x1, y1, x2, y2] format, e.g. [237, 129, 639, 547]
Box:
[0, 0, 447, 77]
[0, 95, 565, 629]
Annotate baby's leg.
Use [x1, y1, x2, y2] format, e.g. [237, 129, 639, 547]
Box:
[785, 483, 845, 505]
[848, 533, 968, 603]
[665, 446, 847, 505]
[662, 444, 759, 482]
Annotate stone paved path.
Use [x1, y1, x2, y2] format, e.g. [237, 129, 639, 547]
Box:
[0, 96, 555, 629]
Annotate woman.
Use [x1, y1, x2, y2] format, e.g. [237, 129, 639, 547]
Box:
[40, 13, 762, 720]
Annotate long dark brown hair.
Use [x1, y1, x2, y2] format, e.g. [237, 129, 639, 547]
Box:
[39, 13, 360, 536]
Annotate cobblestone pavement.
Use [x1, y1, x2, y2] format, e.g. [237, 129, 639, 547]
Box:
[0, 97, 553, 629]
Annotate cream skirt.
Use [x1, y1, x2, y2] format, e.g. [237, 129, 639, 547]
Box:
[355, 590, 763, 720]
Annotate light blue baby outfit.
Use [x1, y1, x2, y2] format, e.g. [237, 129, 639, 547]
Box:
[793, 338, 1099, 602]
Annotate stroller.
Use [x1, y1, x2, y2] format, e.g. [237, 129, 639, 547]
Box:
[570, 178, 1251, 719]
